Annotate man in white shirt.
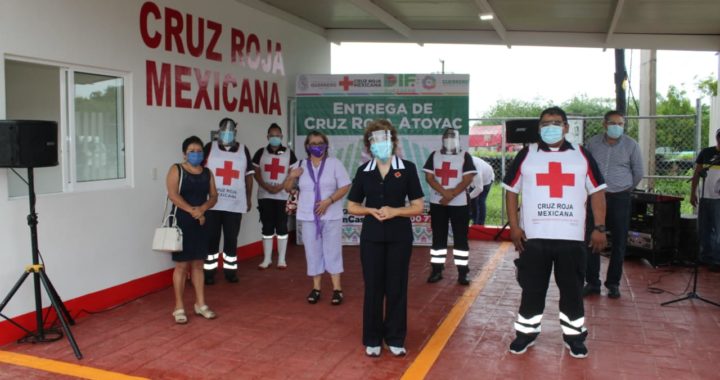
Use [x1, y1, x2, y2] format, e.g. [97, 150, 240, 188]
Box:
[468, 156, 495, 225]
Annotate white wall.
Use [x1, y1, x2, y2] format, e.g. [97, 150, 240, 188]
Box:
[0, 0, 330, 318]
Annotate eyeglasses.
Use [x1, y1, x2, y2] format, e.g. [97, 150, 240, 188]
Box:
[539, 120, 565, 127]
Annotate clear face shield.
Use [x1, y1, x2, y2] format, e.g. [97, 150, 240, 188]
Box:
[218, 119, 237, 146]
[442, 129, 460, 154]
[369, 130, 393, 162]
[369, 130, 391, 144]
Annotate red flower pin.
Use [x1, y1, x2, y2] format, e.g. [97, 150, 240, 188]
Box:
[394, 172, 402, 178]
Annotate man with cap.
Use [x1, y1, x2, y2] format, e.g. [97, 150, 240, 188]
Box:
[504, 106, 607, 359]
[203, 118, 254, 284]
[422, 127, 476, 285]
[252, 123, 297, 269]
[583, 110, 644, 299]
[690, 128, 720, 272]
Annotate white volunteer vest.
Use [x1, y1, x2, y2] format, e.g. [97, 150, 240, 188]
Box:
[257, 148, 292, 200]
[207, 141, 249, 213]
[430, 151, 468, 206]
[701, 165, 720, 199]
[519, 143, 596, 241]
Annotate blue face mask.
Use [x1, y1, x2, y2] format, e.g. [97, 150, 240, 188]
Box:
[607, 124, 624, 139]
[540, 125, 564, 145]
[268, 136, 282, 147]
[370, 141, 392, 162]
[187, 151, 204, 166]
[219, 130, 235, 145]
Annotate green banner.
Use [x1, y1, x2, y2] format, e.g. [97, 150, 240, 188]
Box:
[297, 96, 468, 135]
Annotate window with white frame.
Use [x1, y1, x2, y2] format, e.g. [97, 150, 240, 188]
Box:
[5, 59, 130, 197]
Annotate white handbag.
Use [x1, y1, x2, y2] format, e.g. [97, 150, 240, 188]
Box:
[152, 164, 184, 252]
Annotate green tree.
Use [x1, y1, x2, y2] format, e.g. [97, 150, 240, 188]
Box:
[654, 86, 695, 151]
[480, 98, 549, 123]
[696, 75, 718, 97]
[562, 95, 614, 117]
[694, 75, 717, 147]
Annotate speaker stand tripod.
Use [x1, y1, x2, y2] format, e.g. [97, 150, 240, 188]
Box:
[0, 168, 83, 359]
[661, 260, 720, 307]
[661, 164, 720, 309]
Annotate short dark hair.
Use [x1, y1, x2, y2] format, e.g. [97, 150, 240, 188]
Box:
[442, 127, 458, 138]
[304, 131, 329, 153]
[182, 135, 204, 153]
[363, 119, 398, 154]
[604, 110, 625, 121]
[539, 106, 568, 123]
[267, 123, 282, 134]
[219, 117, 237, 129]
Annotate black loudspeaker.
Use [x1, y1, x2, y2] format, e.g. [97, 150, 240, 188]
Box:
[0, 120, 58, 168]
[506, 119, 539, 144]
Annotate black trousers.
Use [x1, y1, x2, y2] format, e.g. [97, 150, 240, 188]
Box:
[205, 210, 242, 274]
[515, 239, 586, 341]
[360, 240, 412, 347]
[430, 203, 469, 266]
[586, 191, 631, 287]
[258, 198, 289, 236]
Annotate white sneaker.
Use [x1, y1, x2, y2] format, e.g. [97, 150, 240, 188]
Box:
[365, 346, 381, 357]
[388, 346, 407, 356]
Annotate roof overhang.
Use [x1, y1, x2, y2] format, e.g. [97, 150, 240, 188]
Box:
[235, 0, 720, 52]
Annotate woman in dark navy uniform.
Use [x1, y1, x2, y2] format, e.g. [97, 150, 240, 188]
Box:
[167, 136, 218, 323]
[347, 120, 424, 357]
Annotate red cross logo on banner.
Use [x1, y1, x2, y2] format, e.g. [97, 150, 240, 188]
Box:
[339, 76, 352, 91]
[435, 161, 458, 186]
[536, 162, 575, 198]
[216, 160, 240, 186]
[264, 157, 286, 180]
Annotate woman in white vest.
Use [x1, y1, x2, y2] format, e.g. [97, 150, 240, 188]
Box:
[252, 123, 297, 269]
[422, 128, 477, 285]
[203, 118, 255, 284]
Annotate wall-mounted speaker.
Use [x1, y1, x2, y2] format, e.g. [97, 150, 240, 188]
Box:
[506, 119, 539, 144]
[0, 120, 58, 168]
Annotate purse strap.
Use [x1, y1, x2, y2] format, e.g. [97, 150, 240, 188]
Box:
[161, 164, 183, 226]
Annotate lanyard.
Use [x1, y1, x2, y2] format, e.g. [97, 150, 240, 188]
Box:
[306, 156, 327, 238]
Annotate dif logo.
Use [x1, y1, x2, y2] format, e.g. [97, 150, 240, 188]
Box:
[384, 74, 417, 87]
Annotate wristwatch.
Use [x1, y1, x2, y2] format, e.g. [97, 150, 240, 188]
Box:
[593, 225, 607, 233]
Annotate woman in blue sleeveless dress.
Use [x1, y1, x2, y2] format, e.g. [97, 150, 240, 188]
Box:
[166, 136, 218, 323]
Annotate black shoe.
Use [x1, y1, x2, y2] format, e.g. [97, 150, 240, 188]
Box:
[509, 333, 537, 355]
[457, 267, 470, 286]
[427, 264, 444, 283]
[607, 285, 621, 299]
[307, 289, 321, 304]
[225, 273, 239, 283]
[582, 284, 601, 297]
[564, 340, 589, 359]
[331, 290, 343, 306]
[204, 275, 215, 285]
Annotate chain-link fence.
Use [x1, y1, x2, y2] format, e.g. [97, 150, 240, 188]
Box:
[469, 112, 699, 226]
